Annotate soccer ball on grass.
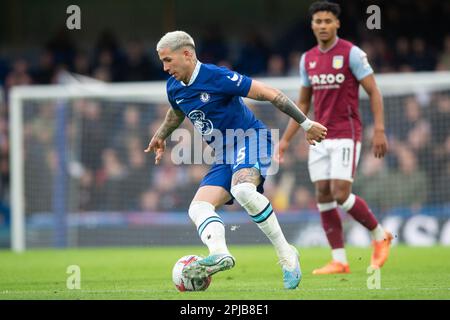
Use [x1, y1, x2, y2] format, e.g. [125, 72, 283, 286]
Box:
[172, 255, 212, 292]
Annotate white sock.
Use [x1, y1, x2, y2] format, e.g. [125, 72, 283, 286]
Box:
[371, 224, 385, 241]
[188, 201, 230, 255]
[332, 248, 348, 264]
[231, 183, 292, 259]
[339, 193, 356, 211]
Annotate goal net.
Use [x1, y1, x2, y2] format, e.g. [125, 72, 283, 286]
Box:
[9, 71, 450, 251]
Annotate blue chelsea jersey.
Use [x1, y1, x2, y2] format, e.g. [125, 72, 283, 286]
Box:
[166, 61, 267, 147]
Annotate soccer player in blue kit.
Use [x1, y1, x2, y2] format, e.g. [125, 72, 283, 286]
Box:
[145, 31, 327, 289]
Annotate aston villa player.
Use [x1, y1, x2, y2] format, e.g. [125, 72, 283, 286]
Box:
[276, 1, 392, 274]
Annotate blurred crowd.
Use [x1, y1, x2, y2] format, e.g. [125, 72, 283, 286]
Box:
[7, 89, 449, 218]
[1, 0, 450, 219]
[1, 31, 450, 90]
[1, 0, 450, 90]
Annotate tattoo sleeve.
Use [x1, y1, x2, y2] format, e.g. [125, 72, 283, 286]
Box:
[271, 92, 308, 124]
[155, 108, 185, 140]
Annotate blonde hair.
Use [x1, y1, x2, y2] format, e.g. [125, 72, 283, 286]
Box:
[156, 31, 195, 52]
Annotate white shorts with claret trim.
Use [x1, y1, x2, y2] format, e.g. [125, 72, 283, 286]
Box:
[308, 139, 361, 183]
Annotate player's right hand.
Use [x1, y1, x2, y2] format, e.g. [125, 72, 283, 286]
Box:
[306, 121, 327, 145]
[144, 136, 166, 165]
[274, 140, 290, 164]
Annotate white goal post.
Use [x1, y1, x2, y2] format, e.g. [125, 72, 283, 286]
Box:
[9, 71, 450, 252]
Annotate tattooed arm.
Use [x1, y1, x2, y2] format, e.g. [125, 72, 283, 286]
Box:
[247, 80, 310, 127]
[144, 108, 185, 164]
[246, 80, 327, 145]
[154, 108, 185, 140]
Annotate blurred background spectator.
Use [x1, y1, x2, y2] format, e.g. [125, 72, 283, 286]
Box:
[1, 0, 448, 88]
[0, 0, 449, 218]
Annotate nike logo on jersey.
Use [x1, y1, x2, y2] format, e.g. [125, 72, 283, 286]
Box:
[176, 99, 184, 104]
[227, 73, 239, 81]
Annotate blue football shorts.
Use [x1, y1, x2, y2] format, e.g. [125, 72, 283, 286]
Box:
[199, 129, 273, 205]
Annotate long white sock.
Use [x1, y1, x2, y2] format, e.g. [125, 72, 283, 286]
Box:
[231, 183, 292, 259]
[371, 224, 386, 241]
[331, 248, 348, 264]
[188, 201, 230, 255]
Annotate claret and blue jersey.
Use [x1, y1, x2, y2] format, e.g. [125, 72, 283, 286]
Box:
[299, 38, 374, 141]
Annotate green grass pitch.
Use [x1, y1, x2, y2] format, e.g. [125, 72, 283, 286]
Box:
[0, 245, 449, 300]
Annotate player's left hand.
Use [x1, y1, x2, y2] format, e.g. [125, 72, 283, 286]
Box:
[372, 129, 388, 158]
[306, 121, 327, 145]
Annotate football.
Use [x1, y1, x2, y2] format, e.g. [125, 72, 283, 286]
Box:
[172, 255, 212, 292]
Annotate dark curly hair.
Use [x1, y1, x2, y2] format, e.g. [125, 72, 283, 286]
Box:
[309, 1, 341, 18]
